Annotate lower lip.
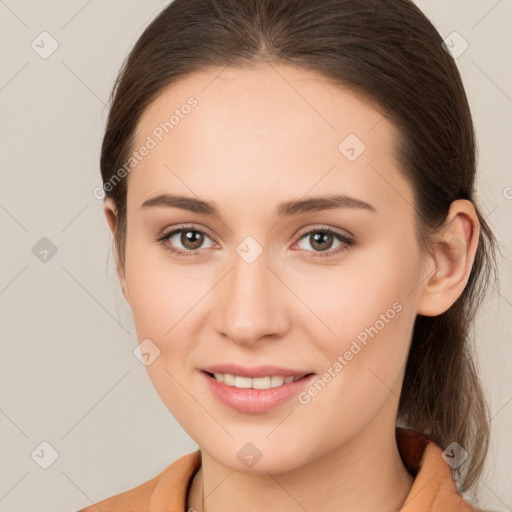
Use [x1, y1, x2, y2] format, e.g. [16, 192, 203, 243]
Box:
[201, 371, 316, 413]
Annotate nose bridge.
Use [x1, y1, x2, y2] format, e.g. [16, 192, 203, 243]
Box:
[214, 244, 287, 343]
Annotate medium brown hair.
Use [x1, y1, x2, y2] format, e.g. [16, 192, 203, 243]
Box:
[100, 0, 500, 494]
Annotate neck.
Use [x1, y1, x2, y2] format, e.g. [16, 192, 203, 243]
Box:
[187, 423, 414, 512]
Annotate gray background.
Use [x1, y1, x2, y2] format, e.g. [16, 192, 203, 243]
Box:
[0, 1, 510, 511]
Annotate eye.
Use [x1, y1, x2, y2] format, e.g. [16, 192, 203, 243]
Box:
[292, 226, 355, 257]
[156, 225, 216, 257]
[156, 224, 356, 259]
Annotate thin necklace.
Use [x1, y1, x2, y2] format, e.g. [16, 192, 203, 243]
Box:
[201, 472, 205, 511]
[189, 468, 205, 512]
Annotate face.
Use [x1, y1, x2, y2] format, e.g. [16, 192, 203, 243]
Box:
[110, 63, 429, 473]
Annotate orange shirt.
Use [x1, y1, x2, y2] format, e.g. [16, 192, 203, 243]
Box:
[77, 427, 484, 511]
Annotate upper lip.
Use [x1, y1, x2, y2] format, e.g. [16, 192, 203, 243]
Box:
[202, 364, 314, 378]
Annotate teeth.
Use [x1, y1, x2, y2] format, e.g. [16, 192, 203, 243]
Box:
[211, 373, 304, 390]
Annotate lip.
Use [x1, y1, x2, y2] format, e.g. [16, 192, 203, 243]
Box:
[202, 364, 312, 378]
[201, 369, 316, 414]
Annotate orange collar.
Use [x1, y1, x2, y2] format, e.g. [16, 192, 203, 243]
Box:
[147, 427, 476, 511]
[395, 428, 475, 511]
[78, 427, 478, 511]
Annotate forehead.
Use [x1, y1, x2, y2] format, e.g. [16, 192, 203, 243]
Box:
[128, 63, 412, 217]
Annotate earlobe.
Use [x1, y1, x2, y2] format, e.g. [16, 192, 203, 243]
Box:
[416, 200, 480, 317]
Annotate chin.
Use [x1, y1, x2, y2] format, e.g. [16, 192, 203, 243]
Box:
[203, 438, 312, 475]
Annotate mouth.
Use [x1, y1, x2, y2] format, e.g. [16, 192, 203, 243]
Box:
[200, 369, 317, 413]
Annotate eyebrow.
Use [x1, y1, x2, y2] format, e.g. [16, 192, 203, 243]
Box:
[141, 193, 377, 218]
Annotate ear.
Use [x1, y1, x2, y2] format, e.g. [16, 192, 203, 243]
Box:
[416, 199, 480, 316]
[103, 197, 128, 300]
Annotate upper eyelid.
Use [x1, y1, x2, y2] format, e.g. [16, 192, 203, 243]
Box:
[295, 225, 352, 240]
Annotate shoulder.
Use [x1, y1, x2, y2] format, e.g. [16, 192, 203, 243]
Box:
[76, 474, 159, 512]
[76, 451, 201, 512]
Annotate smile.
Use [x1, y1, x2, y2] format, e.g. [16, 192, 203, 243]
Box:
[201, 370, 316, 413]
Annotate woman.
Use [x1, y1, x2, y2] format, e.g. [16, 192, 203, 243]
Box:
[79, 0, 499, 510]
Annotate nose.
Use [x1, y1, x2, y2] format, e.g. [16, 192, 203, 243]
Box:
[213, 248, 291, 346]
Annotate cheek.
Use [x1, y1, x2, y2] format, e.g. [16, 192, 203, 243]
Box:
[124, 236, 207, 337]
[298, 242, 419, 408]
[294, 299, 414, 454]
[123, 249, 206, 430]
[302, 238, 419, 343]
[124, 244, 212, 412]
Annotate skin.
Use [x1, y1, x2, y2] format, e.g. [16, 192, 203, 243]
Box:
[103, 63, 480, 512]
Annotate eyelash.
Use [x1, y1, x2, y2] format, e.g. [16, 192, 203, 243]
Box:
[156, 224, 356, 259]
